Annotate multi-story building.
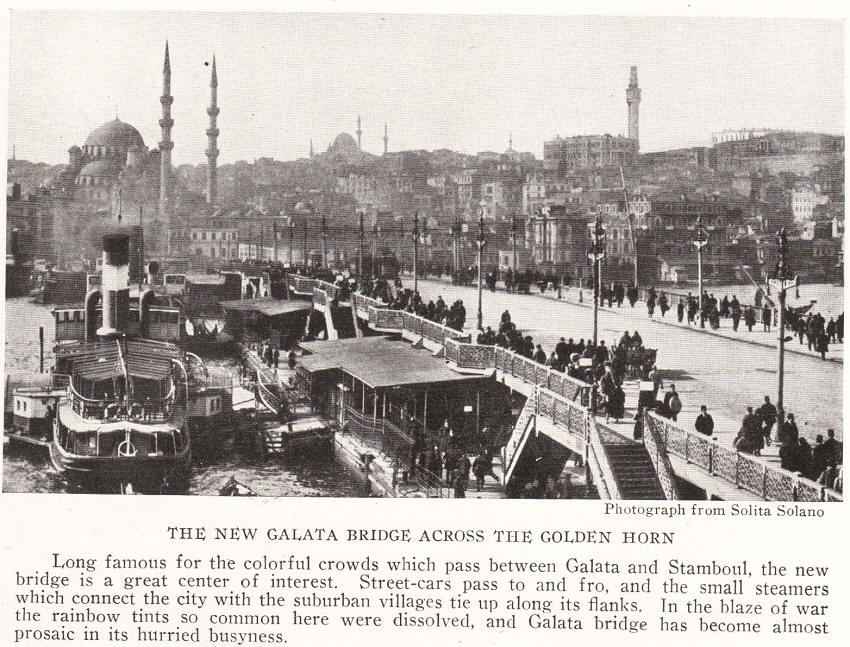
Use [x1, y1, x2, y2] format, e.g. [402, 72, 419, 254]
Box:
[544, 134, 639, 171]
[6, 184, 55, 263]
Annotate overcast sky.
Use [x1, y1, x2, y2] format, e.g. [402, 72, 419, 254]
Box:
[7, 11, 844, 165]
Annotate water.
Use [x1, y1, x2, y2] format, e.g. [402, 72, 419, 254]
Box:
[2, 298, 367, 496]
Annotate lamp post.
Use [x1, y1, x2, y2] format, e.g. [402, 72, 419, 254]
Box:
[476, 202, 487, 331]
[693, 217, 708, 328]
[769, 228, 796, 443]
[288, 218, 294, 266]
[272, 220, 278, 264]
[302, 206, 310, 268]
[511, 212, 518, 278]
[321, 212, 328, 268]
[453, 215, 461, 277]
[587, 214, 606, 414]
[372, 220, 379, 278]
[413, 211, 419, 295]
[357, 209, 364, 281]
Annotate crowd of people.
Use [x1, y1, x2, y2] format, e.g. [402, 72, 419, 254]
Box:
[359, 278, 467, 331]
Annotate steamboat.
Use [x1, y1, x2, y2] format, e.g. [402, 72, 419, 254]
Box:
[44, 233, 194, 491]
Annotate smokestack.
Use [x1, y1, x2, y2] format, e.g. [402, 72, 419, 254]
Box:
[97, 234, 130, 338]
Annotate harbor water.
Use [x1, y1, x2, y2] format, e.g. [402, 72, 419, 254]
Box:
[2, 298, 367, 496]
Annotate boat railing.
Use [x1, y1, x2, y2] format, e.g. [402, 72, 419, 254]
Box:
[67, 379, 177, 423]
[644, 411, 842, 502]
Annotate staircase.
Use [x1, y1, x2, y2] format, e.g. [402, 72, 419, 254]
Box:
[502, 395, 537, 487]
[330, 306, 357, 339]
[601, 442, 667, 499]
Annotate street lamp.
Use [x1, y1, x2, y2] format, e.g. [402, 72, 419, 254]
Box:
[372, 220, 379, 278]
[693, 217, 708, 328]
[357, 209, 365, 281]
[511, 212, 518, 281]
[321, 212, 328, 268]
[769, 228, 797, 443]
[412, 211, 419, 295]
[288, 218, 294, 266]
[587, 213, 606, 414]
[476, 202, 487, 331]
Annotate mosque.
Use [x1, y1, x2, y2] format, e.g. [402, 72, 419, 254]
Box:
[50, 43, 219, 260]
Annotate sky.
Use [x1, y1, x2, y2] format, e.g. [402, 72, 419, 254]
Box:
[6, 11, 844, 166]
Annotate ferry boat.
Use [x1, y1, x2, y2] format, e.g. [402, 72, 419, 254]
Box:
[46, 233, 192, 492]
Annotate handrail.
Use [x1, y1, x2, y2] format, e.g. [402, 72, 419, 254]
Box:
[642, 412, 681, 500]
[644, 411, 842, 502]
[502, 396, 537, 485]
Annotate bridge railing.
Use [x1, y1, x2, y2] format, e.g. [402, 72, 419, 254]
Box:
[312, 286, 328, 307]
[492, 346, 591, 405]
[644, 411, 842, 502]
[289, 275, 317, 295]
[642, 412, 681, 500]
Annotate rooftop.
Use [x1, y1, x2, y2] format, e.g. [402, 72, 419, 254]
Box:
[298, 336, 489, 389]
[220, 297, 312, 317]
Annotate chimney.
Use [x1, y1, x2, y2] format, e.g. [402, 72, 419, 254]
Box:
[97, 234, 130, 338]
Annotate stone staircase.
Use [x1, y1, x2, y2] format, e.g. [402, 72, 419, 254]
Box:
[601, 442, 667, 499]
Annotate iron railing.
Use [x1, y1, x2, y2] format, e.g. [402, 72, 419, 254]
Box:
[644, 411, 841, 502]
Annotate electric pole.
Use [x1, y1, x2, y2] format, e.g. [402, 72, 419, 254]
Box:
[358, 209, 364, 281]
[511, 212, 518, 279]
[321, 212, 328, 268]
[413, 211, 419, 295]
[476, 203, 487, 331]
[288, 218, 294, 266]
[693, 216, 708, 328]
[769, 228, 797, 444]
[587, 213, 606, 414]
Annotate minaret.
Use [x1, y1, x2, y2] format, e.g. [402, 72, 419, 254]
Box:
[159, 41, 174, 220]
[626, 66, 641, 150]
[309, 139, 314, 158]
[205, 54, 220, 205]
[356, 115, 362, 150]
[383, 122, 388, 155]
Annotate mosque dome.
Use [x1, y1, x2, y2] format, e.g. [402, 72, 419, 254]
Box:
[79, 158, 122, 178]
[329, 132, 358, 152]
[84, 119, 145, 151]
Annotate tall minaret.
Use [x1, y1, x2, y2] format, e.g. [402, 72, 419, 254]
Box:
[626, 65, 641, 150]
[205, 54, 220, 206]
[159, 41, 174, 220]
[356, 115, 362, 150]
[383, 122, 388, 155]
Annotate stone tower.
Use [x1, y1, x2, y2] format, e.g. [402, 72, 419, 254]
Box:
[626, 66, 641, 150]
[206, 55, 220, 205]
[159, 41, 174, 220]
[356, 115, 362, 150]
[383, 122, 388, 155]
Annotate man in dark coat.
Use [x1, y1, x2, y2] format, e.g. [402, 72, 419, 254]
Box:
[677, 299, 685, 323]
[779, 413, 799, 446]
[741, 406, 763, 455]
[695, 405, 714, 436]
[810, 435, 829, 481]
[816, 330, 829, 359]
[744, 306, 756, 332]
[762, 305, 772, 332]
[756, 396, 777, 446]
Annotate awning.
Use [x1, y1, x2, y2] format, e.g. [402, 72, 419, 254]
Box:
[299, 336, 488, 390]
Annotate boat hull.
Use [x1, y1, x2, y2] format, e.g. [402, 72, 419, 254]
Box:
[49, 438, 191, 492]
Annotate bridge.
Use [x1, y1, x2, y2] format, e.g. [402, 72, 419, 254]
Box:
[288, 274, 841, 502]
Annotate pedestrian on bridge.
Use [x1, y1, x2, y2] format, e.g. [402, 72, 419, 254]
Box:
[677, 299, 685, 323]
[695, 405, 714, 436]
[756, 396, 777, 445]
[762, 305, 772, 332]
[744, 306, 756, 332]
